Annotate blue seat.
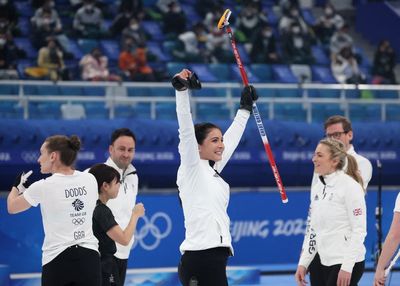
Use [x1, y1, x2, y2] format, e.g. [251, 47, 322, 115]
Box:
[14, 2, 33, 17]
[386, 105, 400, 121]
[37, 85, 60, 96]
[155, 103, 176, 120]
[250, 63, 273, 82]
[272, 65, 298, 83]
[180, 4, 201, 26]
[166, 62, 186, 77]
[191, 87, 226, 97]
[100, 40, 119, 61]
[37, 103, 62, 119]
[82, 86, 106, 96]
[14, 38, 37, 59]
[142, 21, 164, 41]
[59, 86, 84, 96]
[311, 46, 330, 65]
[147, 41, 171, 62]
[67, 40, 84, 60]
[301, 9, 316, 26]
[311, 103, 343, 123]
[196, 103, 230, 121]
[127, 87, 153, 97]
[17, 59, 35, 79]
[230, 64, 260, 83]
[0, 102, 23, 119]
[349, 104, 381, 122]
[0, 84, 19, 95]
[84, 103, 109, 119]
[375, 90, 399, 99]
[274, 103, 307, 121]
[77, 39, 99, 54]
[208, 63, 231, 81]
[152, 87, 174, 97]
[311, 66, 337, 83]
[18, 17, 30, 36]
[189, 63, 218, 82]
[23, 85, 38, 95]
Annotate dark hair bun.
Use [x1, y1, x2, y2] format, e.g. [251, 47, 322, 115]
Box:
[69, 135, 81, 152]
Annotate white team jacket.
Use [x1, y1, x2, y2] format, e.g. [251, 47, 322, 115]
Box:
[299, 170, 367, 273]
[176, 89, 250, 255]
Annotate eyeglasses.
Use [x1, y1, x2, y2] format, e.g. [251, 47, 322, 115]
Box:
[326, 131, 348, 139]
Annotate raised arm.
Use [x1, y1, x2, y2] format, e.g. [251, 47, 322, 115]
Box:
[217, 85, 257, 172]
[173, 69, 202, 168]
[7, 171, 34, 214]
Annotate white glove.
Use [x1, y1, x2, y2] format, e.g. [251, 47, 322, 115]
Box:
[13, 170, 33, 194]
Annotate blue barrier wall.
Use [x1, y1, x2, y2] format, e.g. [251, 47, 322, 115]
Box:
[0, 119, 399, 191]
[0, 189, 398, 274]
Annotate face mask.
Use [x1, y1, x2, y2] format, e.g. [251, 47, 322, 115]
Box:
[263, 30, 272, 37]
[0, 0, 8, 5]
[325, 8, 333, 16]
[292, 26, 301, 34]
[130, 24, 138, 30]
[172, 6, 181, 13]
[0, 38, 6, 46]
[291, 10, 299, 17]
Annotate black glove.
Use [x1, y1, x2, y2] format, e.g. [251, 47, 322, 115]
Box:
[240, 85, 258, 112]
[13, 170, 33, 194]
[171, 72, 202, 91]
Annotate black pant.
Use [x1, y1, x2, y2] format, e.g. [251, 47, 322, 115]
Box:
[178, 247, 230, 286]
[309, 253, 325, 286]
[114, 257, 128, 286]
[42, 245, 101, 286]
[101, 256, 121, 286]
[309, 253, 364, 286]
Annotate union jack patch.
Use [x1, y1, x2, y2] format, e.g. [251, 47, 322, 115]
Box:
[353, 208, 363, 216]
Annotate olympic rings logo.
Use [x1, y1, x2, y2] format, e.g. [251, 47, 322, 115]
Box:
[133, 212, 172, 251]
[21, 151, 39, 163]
[72, 218, 85, 225]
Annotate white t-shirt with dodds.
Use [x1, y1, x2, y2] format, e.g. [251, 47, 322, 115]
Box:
[23, 171, 99, 266]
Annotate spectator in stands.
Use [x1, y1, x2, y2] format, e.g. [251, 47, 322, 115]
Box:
[162, 1, 187, 39]
[329, 22, 353, 60]
[31, 0, 70, 52]
[235, 2, 268, 42]
[119, 0, 144, 20]
[37, 38, 69, 81]
[300, 115, 372, 286]
[156, 0, 175, 14]
[0, 33, 19, 79]
[295, 137, 366, 286]
[119, 37, 155, 82]
[7, 135, 101, 286]
[109, 4, 134, 37]
[372, 40, 397, 85]
[203, 5, 232, 63]
[279, 4, 309, 36]
[121, 17, 147, 49]
[80, 47, 121, 81]
[89, 163, 145, 286]
[331, 46, 365, 84]
[0, 0, 18, 36]
[172, 69, 258, 286]
[195, 0, 222, 18]
[282, 22, 314, 65]
[314, 3, 344, 46]
[250, 23, 280, 64]
[73, 0, 106, 38]
[103, 128, 140, 286]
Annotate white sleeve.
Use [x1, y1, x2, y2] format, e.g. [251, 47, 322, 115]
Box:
[359, 158, 372, 189]
[298, 201, 317, 269]
[215, 109, 250, 172]
[341, 182, 367, 273]
[176, 89, 200, 168]
[394, 192, 400, 213]
[23, 180, 45, 207]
